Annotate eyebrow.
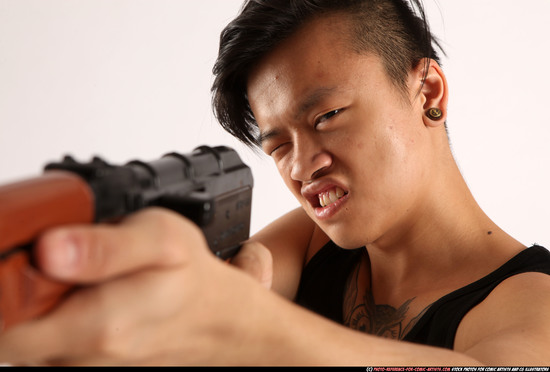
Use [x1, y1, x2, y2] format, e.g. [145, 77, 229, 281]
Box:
[294, 86, 337, 120]
[258, 86, 337, 146]
[258, 128, 281, 145]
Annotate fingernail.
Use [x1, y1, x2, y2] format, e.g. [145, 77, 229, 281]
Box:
[43, 233, 80, 277]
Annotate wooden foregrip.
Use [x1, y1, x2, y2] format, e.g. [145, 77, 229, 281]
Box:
[0, 171, 94, 331]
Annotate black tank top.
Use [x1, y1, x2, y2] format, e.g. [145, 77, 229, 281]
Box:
[294, 242, 550, 349]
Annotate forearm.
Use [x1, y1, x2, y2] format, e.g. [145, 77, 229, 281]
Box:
[246, 207, 318, 299]
[225, 283, 482, 366]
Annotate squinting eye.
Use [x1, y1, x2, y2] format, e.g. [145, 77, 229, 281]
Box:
[269, 142, 287, 156]
[315, 109, 342, 126]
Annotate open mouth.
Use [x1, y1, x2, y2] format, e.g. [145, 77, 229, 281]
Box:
[317, 186, 348, 208]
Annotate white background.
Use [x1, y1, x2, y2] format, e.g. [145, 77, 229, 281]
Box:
[0, 0, 548, 248]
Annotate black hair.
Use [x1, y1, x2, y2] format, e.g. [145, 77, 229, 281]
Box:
[211, 0, 444, 148]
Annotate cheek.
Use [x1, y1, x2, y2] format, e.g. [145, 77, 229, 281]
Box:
[372, 125, 428, 210]
[275, 159, 302, 199]
[353, 123, 422, 198]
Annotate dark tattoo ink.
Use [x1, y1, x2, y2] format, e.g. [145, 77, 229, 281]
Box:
[343, 258, 431, 340]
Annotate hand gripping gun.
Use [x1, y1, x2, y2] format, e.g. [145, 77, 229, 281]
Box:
[0, 145, 253, 331]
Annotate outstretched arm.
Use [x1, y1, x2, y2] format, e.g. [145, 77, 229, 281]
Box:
[0, 208, 548, 366]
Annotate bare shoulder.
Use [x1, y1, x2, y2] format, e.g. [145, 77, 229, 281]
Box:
[249, 207, 316, 252]
[248, 207, 327, 299]
[455, 271, 550, 365]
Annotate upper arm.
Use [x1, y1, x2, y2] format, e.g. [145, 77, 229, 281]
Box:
[247, 207, 328, 300]
[455, 272, 550, 365]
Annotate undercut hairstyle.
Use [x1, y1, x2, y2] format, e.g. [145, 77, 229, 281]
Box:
[211, 0, 444, 148]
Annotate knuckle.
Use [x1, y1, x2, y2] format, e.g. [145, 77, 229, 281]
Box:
[85, 229, 111, 275]
[92, 321, 133, 360]
[136, 207, 208, 265]
[82, 291, 134, 359]
[73, 225, 119, 280]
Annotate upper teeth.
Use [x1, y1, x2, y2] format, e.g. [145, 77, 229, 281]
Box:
[319, 187, 346, 208]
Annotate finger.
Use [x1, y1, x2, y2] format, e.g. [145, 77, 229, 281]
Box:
[0, 266, 196, 365]
[230, 241, 273, 289]
[34, 207, 209, 282]
[0, 316, 58, 364]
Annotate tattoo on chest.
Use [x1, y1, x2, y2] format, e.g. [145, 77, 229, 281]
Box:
[343, 262, 430, 340]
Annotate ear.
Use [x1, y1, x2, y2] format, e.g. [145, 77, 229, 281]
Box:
[413, 59, 449, 128]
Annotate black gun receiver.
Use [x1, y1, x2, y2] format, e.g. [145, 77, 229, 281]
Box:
[44, 145, 254, 259]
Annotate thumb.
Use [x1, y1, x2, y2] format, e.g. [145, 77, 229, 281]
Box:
[230, 241, 273, 289]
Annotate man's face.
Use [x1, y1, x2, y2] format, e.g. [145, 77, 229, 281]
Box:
[247, 16, 435, 249]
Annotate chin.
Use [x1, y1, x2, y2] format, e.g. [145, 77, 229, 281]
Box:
[326, 229, 368, 250]
[322, 216, 386, 249]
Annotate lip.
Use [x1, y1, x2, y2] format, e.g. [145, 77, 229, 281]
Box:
[301, 179, 349, 220]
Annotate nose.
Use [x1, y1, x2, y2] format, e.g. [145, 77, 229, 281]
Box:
[290, 136, 332, 183]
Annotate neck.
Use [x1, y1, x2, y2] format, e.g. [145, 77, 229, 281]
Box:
[365, 152, 524, 298]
